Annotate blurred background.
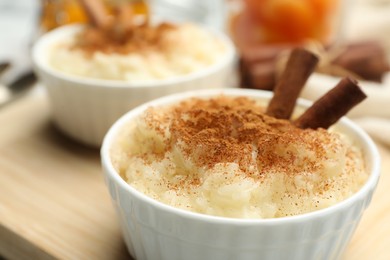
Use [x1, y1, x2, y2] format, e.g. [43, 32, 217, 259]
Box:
[2, 0, 390, 77]
[2, 0, 390, 66]
[1, 1, 390, 259]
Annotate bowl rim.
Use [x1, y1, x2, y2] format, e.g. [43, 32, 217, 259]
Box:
[101, 88, 381, 225]
[31, 23, 236, 89]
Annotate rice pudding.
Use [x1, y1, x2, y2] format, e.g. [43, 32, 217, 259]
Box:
[48, 22, 228, 82]
[110, 96, 367, 219]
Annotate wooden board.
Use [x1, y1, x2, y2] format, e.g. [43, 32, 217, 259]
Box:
[0, 88, 389, 260]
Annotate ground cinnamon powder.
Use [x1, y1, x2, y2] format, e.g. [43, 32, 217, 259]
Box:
[145, 96, 333, 178]
[72, 22, 176, 55]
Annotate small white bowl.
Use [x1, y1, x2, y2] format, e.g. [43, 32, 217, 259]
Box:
[101, 88, 380, 260]
[32, 24, 236, 147]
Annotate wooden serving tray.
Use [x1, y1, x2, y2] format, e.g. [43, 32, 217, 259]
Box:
[0, 88, 389, 260]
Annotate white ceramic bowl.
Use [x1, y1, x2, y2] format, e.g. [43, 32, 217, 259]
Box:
[101, 88, 380, 260]
[32, 24, 236, 147]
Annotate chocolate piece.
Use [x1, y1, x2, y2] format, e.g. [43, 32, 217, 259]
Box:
[240, 45, 293, 90]
[294, 77, 367, 129]
[332, 41, 390, 82]
[239, 41, 390, 91]
[242, 60, 277, 91]
[240, 44, 293, 66]
[0, 62, 10, 75]
[266, 48, 319, 119]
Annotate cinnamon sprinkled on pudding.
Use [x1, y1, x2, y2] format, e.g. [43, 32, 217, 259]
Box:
[111, 96, 367, 219]
[73, 22, 177, 55]
[48, 23, 227, 81]
[168, 97, 327, 175]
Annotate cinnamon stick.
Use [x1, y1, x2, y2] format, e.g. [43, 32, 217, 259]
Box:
[79, 0, 110, 29]
[266, 48, 319, 119]
[294, 77, 366, 129]
[110, 4, 135, 41]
